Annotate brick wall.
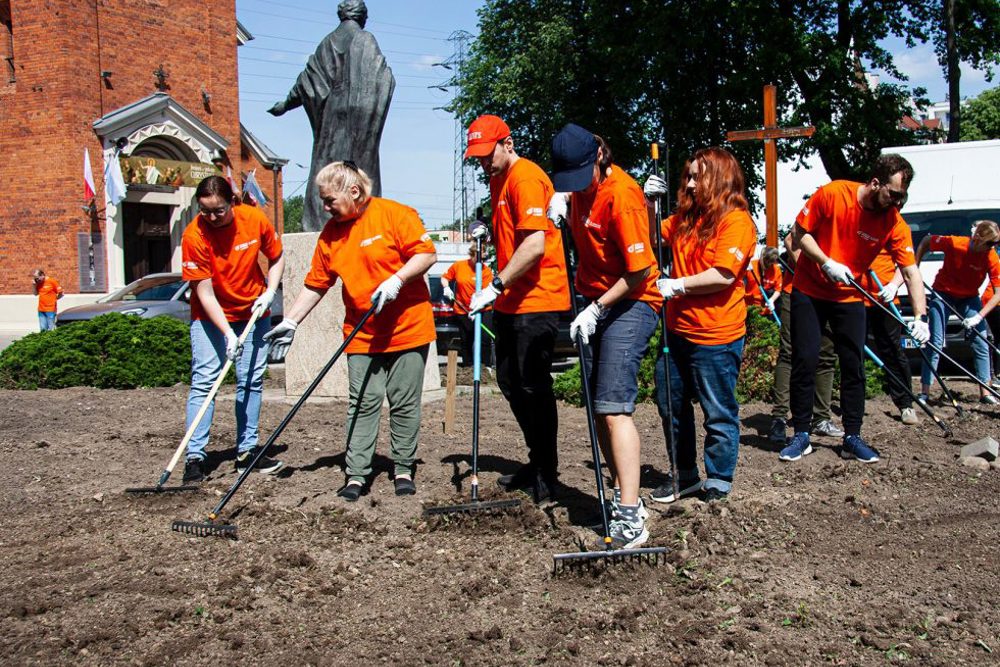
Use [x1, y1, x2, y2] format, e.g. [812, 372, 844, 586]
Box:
[240, 144, 284, 234]
[0, 0, 248, 294]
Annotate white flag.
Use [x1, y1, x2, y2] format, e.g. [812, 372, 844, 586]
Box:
[104, 152, 127, 207]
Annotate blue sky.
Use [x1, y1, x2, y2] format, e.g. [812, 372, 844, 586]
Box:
[235, 0, 996, 230]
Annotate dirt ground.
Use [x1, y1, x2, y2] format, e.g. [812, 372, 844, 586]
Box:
[2, 367, 999, 666]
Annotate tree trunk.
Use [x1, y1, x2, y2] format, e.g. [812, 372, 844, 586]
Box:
[946, 0, 961, 142]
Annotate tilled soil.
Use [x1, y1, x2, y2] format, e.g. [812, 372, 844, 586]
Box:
[1, 371, 999, 666]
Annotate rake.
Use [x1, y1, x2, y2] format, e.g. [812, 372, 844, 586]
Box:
[172, 302, 377, 538]
[551, 218, 667, 573]
[424, 236, 522, 518]
[125, 306, 265, 495]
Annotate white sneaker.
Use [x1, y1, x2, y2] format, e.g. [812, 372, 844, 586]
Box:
[607, 495, 649, 521]
[608, 515, 649, 549]
[900, 407, 919, 425]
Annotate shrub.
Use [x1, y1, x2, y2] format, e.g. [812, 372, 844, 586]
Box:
[736, 307, 780, 403]
[0, 314, 191, 390]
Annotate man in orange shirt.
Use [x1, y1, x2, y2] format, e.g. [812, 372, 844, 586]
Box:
[441, 243, 494, 367]
[181, 176, 285, 483]
[31, 269, 63, 331]
[744, 248, 781, 315]
[784, 154, 928, 465]
[465, 114, 570, 503]
[265, 161, 436, 500]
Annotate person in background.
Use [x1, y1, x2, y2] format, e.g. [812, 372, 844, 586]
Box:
[744, 247, 781, 317]
[643, 146, 757, 503]
[31, 269, 63, 331]
[265, 161, 436, 500]
[441, 243, 494, 367]
[181, 176, 285, 484]
[982, 280, 1000, 386]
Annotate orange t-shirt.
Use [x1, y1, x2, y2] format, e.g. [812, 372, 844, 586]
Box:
[36, 277, 62, 312]
[662, 209, 757, 345]
[568, 165, 660, 309]
[304, 197, 436, 354]
[489, 158, 570, 315]
[929, 236, 1000, 299]
[182, 204, 283, 322]
[781, 255, 795, 294]
[443, 259, 494, 315]
[745, 259, 781, 307]
[984, 283, 996, 303]
[793, 180, 915, 303]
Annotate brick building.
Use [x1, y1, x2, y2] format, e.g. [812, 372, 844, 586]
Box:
[0, 0, 285, 329]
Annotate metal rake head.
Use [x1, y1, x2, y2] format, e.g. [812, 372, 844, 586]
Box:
[171, 520, 238, 539]
[125, 485, 200, 494]
[422, 498, 522, 517]
[552, 546, 668, 575]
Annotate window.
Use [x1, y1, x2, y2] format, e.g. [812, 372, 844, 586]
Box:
[0, 1, 12, 84]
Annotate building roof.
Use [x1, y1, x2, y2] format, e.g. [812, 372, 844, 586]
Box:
[240, 123, 288, 168]
[237, 20, 254, 46]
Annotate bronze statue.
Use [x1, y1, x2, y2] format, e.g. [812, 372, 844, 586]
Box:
[269, 0, 394, 232]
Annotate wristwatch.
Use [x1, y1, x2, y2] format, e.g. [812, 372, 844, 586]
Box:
[491, 275, 505, 293]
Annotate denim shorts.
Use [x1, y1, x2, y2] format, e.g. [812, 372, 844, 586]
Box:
[582, 299, 658, 415]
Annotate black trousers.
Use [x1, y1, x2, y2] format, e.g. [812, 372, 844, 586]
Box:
[790, 290, 867, 436]
[456, 310, 493, 367]
[493, 311, 559, 480]
[866, 305, 913, 410]
[987, 308, 1000, 376]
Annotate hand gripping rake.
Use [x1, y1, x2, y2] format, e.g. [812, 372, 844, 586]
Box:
[551, 221, 667, 572]
[424, 237, 520, 517]
[749, 265, 782, 327]
[867, 271, 965, 418]
[125, 306, 266, 495]
[172, 302, 378, 538]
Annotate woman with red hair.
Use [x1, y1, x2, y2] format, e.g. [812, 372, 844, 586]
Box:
[643, 147, 756, 503]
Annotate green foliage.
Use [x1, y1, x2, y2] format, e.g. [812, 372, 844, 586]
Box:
[552, 359, 582, 407]
[833, 357, 886, 399]
[0, 314, 191, 390]
[283, 195, 305, 234]
[736, 307, 780, 403]
[961, 86, 1000, 140]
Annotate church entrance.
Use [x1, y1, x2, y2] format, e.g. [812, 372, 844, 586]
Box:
[122, 202, 173, 283]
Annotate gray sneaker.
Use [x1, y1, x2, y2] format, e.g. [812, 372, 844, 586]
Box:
[607, 495, 649, 521]
[811, 419, 845, 438]
[608, 515, 649, 549]
[900, 407, 919, 425]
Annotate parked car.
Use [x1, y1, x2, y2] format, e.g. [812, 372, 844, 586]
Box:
[57, 272, 288, 363]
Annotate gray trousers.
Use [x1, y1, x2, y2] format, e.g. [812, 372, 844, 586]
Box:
[344, 345, 428, 482]
[772, 292, 836, 425]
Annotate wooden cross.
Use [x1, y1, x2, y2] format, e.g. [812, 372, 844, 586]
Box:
[726, 84, 814, 247]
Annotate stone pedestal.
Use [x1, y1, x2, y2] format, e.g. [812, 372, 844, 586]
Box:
[281, 232, 441, 398]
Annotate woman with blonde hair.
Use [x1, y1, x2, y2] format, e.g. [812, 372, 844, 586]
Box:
[265, 161, 437, 498]
[917, 219, 1000, 404]
[643, 147, 757, 503]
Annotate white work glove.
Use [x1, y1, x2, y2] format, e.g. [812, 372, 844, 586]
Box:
[224, 328, 242, 362]
[767, 290, 781, 310]
[908, 320, 930, 346]
[963, 313, 984, 330]
[468, 284, 500, 316]
[262, 317, 298, 358]
[643, 174, 668, 198]
[570, 302, 605, 345]
[252, 288, 276, 315]
[468, 219, 491, 242]
[821, 259, 853, 286]
[656, 277, 686, 299]
[371, 274, 404, 314]
[546, 192, 570, 228]
[878, 282, 898, 303]
[442, 285, 455, 302]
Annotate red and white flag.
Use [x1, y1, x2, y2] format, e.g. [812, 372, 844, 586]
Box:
[83, 148, 97, 201]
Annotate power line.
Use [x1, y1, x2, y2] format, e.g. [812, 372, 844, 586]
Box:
[243, 44, 444, 65]
[240, 0, 453, 36]
[239, 9, 447, 41]
[240, 56, 445, 80]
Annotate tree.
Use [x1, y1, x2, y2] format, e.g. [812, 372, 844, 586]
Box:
[961, 86, 1000, 140]
[453, 0, 931, 211]
[283, 195, 304, 234]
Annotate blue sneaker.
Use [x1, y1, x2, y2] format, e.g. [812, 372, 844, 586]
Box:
[779, 432, 812, 462]
[841, 435, 880, 463]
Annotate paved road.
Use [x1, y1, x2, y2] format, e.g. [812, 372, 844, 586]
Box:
[0, 332, 26, 353]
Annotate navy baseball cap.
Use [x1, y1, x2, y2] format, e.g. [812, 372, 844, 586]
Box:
[551, 123, 598, 192]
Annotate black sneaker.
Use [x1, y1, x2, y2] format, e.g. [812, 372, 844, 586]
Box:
[182, 458, 205, 483]
[394, 476, 417, 496]
[235, 448, 284, 475]
[767, 417, 787, 444]
[338, 481, 364, 502]
[703, 488, 729, 502]
[649, 476, 703, 503]
[497, 465, 537, 491]
[532, 472, 559, 504]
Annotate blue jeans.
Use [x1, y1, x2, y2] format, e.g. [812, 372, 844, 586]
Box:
[581, 300, 658, 415]
[655, 333, 744, 494]
[185, 318, 269, 461]
[38, 312, 56, 331]
[921, 292, 990, 386]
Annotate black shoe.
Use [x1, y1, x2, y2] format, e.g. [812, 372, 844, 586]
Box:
[532, 473, 558, 504]
[394, 476, 416, 496]
[703, 488, 729, 502]
[235, 448, 284, 475]
[497, 465, 537, 491]
[182, 458, 205, 483]
[767, 417, 787, 444]
[338, 481, 364, 502]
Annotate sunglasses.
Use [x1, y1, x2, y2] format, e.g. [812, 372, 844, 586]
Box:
[199, 205, 230, 218]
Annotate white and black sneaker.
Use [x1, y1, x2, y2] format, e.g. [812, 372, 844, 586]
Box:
[235, 448, 284, 475]
[649, 477, 703, 504]
[608, 512, 649, 549]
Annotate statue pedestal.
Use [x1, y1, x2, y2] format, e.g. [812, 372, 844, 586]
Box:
[281, 232, 441, 398]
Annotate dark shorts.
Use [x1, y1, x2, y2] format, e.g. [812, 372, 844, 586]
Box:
[582, 299, 658, 415]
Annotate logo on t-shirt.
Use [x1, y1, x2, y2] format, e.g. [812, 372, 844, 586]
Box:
[360, 234, 383, 248]
[801, 205, 810, 217]
[627, 242, 645, 254]
[525, 207, 543, 217]
[584, 217, 601, 230]
[728, 247, 745, 261]
[182, 261, 200, 270]
[856, 230, 878, 243]
[420, 233, 431, 242]
[234, 239, 259, 252]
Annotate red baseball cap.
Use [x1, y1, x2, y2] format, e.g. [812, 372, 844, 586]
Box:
[464, 115, 510, 158]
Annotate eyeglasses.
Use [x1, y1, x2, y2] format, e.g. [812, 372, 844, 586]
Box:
[199, 205, 230, 218]
[881, 185, 907, 204]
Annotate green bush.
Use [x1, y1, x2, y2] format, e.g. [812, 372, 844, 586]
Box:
[0, 314, 191, 390]
[552, 359, 582, 407]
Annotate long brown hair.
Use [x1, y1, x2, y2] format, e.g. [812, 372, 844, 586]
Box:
[673, 147, 748, 245]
